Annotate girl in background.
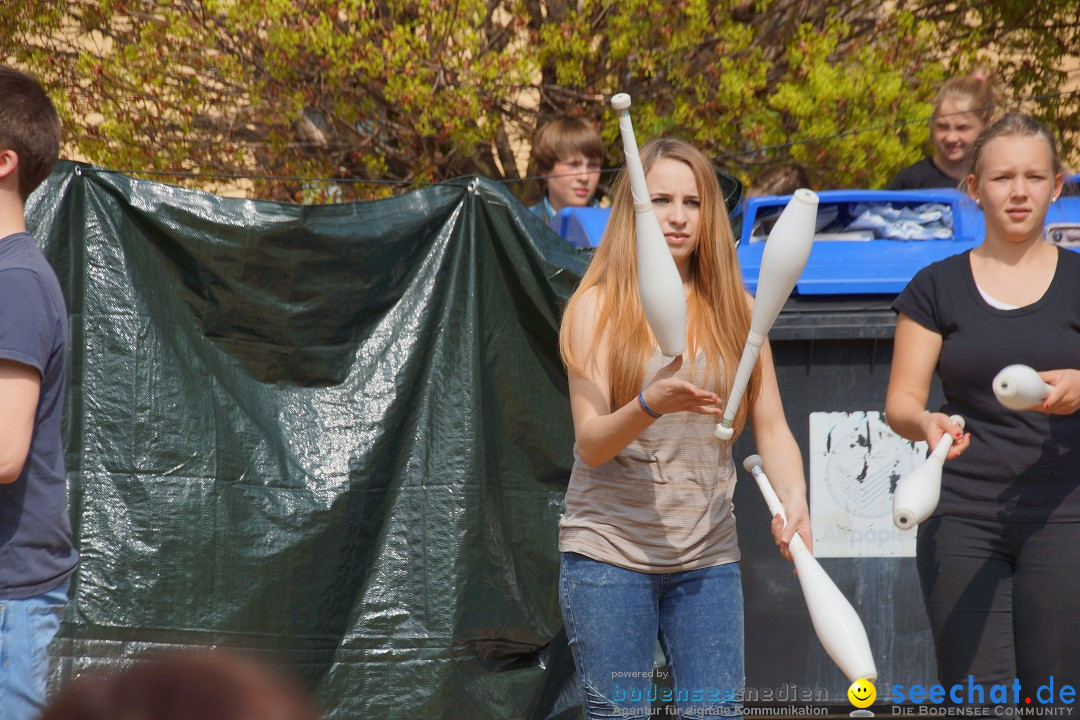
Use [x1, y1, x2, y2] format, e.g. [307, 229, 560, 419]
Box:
[888, 68, 1000, 190]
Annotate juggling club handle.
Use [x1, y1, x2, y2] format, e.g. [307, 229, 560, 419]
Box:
[743, 454, 808, 556]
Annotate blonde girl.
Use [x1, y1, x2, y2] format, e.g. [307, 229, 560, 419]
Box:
[888, 67, 1001, 190]
[558, 137, 809, 720]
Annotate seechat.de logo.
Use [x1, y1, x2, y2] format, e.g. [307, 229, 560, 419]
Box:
[891, 676, 1075, 710]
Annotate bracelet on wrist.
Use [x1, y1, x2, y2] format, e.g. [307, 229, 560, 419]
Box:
[638, 391, 662, 419]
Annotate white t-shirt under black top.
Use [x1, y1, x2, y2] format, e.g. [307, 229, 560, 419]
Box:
[892, 247, 1080, 522]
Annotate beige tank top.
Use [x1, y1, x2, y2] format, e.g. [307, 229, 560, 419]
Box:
[559, 350, 740, 572]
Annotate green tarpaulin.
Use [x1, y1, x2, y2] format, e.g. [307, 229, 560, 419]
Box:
[27, 162, 586, 719]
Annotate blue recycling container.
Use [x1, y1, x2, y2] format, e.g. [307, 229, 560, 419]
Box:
[550, 182, 1080, 291]
[738, 189, 986, 295]
[549, 206, 611, 248]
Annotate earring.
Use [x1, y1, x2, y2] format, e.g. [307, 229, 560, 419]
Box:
[975, 198, 982, 208]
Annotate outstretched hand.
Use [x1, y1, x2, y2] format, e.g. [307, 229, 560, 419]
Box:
[1035, 369, 1080, 415]
[639, 355, 722, 416]
[920, 412, 969, 460]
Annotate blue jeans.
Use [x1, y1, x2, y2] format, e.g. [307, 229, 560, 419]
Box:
[0, 581, 69, 720]
[560, 552, 744, 720]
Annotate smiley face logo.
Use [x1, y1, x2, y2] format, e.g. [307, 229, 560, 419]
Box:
[848, 678, 876, 708]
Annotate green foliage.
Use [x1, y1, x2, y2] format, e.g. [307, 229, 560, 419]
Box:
[763, 11, 946, 188]
[1, 0, 1076, 201]
[910, 0, 1079, 166]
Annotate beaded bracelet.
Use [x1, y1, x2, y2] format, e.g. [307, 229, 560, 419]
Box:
[638, 391, 662, 419]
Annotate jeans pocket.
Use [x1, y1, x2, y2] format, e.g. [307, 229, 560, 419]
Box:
[27, 601, 65, 705]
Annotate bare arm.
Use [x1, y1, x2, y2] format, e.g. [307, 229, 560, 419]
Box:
[567, 287, 721, 467]
[0, 359, 41, 484]
[885, 314, 968, 457]
[748, 338, 811, 559]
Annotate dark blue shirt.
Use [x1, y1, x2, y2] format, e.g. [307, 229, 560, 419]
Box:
[0, 232, 77, 598]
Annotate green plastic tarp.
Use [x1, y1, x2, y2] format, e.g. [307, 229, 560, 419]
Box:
[27, 162, 586, 719]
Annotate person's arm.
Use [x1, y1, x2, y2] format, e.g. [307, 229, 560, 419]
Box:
[567, 287, 722, 467]
[0, 359, 41, 484]
[884, 314, 968, 457]
[747, 338, 811, 560]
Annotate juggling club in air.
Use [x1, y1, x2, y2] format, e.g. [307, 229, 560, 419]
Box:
[610, 93, 686, 358]
[715, 190, 818, 440]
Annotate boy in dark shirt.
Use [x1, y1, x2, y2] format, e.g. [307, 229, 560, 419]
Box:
[0, 65, 76, 720]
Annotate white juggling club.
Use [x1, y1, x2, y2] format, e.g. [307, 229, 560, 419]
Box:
[610, 93, 686, 358]
[714, 190, 818, 440]
[993, 364, 1052, 411]
[742, 454, 877, 683]
[892, 415, 965, 530]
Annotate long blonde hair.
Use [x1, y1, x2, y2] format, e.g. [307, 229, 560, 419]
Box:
[559, 137, 760, 438]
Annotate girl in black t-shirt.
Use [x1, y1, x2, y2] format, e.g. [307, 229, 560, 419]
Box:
[887, 113, 1079, 702]
[885, 68, 999, 190]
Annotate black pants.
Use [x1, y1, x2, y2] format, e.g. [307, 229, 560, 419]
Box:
[917, 516, 1080, 707]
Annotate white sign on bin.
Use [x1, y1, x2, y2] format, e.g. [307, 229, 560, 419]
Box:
[809, 411, 927, 558]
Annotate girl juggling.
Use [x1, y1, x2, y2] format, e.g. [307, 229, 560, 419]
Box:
[886, 113, 1080, 701]
[557, 138, 809, 720]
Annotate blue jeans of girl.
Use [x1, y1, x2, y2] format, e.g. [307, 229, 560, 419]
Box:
[559, 552, 744, 719]
[0, 580, 69, 720]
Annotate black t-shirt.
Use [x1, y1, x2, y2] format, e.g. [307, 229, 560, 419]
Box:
[892, 248, 1080, 522]
[886, 157, 961, 191]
